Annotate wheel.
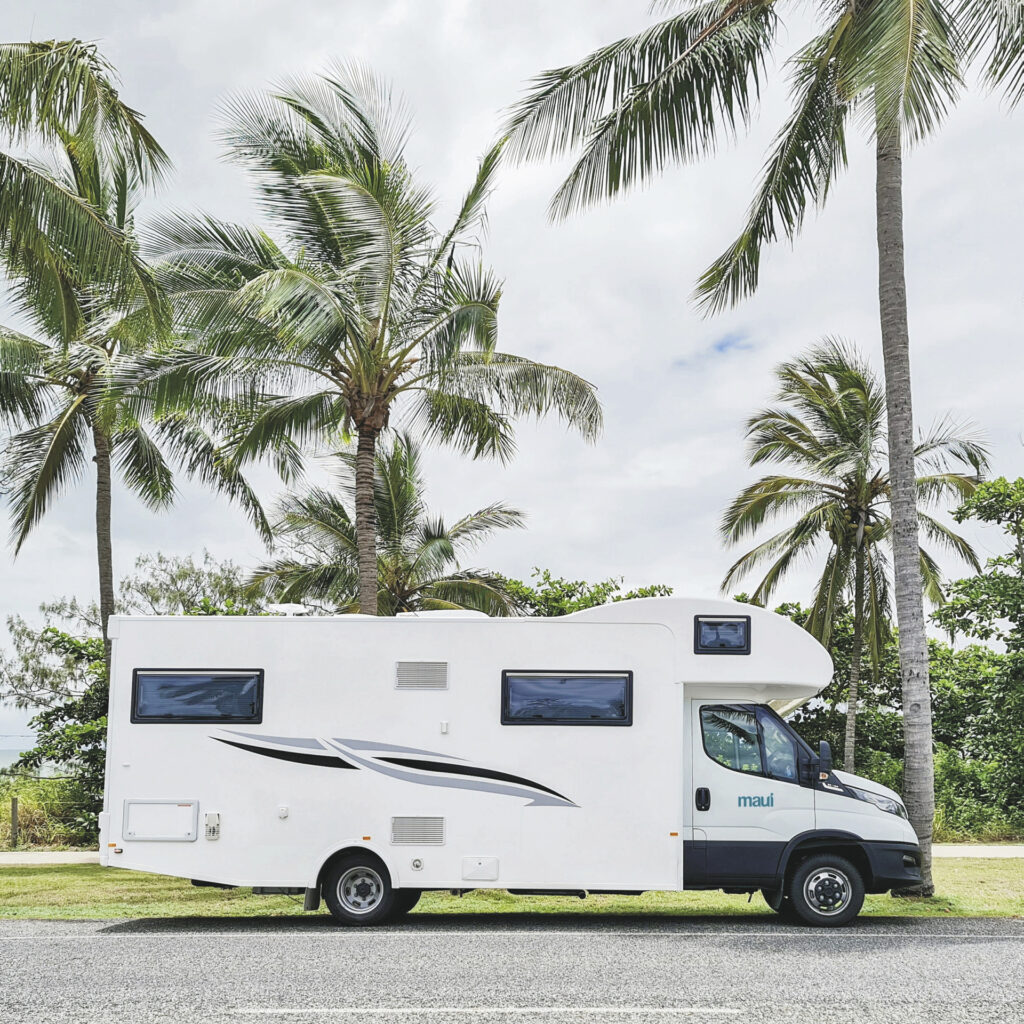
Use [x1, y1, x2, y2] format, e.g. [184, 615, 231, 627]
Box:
[323, 854, 399, 926]
[786, 853, 865, 927]
[391, 888, 422, 917]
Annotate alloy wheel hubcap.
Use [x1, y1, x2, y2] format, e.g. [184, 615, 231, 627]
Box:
[338, 867, 384, 914]
[804, 868, 850, 916]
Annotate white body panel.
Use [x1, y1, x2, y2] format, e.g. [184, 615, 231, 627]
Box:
[101, 597, 915, 892]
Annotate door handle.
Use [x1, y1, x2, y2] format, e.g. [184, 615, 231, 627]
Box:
[695, 787, 711, 812]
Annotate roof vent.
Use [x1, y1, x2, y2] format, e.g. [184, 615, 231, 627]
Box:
[395, 661, 448, 690]
[391, 816, 445, 845]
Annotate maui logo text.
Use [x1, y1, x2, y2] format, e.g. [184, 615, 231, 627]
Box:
[737, 794, 774, 808]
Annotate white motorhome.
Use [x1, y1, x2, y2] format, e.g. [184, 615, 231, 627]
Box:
[100, 597, 921, 926]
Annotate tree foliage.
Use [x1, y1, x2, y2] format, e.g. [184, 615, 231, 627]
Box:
[502, 568, 673, 617]
[0, 551, 264, 838]
[249, 432, 524, 615]
[144, 62, 602, 613]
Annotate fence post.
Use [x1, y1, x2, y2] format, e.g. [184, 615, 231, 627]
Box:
[9, 796, 17, 849]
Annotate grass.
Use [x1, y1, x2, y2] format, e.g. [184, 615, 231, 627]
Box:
[0, 860, 1020, 920]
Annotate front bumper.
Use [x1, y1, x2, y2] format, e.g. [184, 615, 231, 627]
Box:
[865, 841, 922, 892]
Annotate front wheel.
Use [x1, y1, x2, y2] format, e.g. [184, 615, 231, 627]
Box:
[786, 854, 865, 927]
[323, 854, 399, 926]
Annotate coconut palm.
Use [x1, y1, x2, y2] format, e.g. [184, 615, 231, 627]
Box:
[0, 40, 168, 325]
[502, 0, 1023, 893]
[147, 63, 602, 616]
[721, 340, 987, 772]
[0, 42, 266, 667]
[248, 432, 523, 616]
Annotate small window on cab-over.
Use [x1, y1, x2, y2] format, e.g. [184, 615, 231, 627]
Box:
[502, 671, 632, 725]
[700, 706, 763, 773]
[132, 670, 263, 723]
[694, 615, 751, 654]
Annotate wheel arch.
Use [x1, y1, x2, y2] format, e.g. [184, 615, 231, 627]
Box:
[312, 843, 394, 892]
[776, 830, 872, 890]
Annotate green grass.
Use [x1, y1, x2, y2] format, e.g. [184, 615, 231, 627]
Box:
[0, 860, 1020, 919]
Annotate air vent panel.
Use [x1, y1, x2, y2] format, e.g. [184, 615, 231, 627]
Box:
[395, 661, 448, 690]
[391, 816, 445, 845]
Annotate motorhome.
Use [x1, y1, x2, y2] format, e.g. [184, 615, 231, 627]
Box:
[99, 597, 922, 927]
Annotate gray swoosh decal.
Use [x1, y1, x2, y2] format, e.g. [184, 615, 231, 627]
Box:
[230, 732, 326, 749]
[334, 738, 464, 760]
[326, 740, 576, 808]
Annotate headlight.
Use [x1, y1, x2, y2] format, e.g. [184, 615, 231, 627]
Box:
[850, 787, 908, 819]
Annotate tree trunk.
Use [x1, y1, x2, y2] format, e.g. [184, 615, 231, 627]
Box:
[844, 543, 866, 774]
[92, 422, 116, 676]
[354, 425, 379, 615]
[875, 115, 934, 895]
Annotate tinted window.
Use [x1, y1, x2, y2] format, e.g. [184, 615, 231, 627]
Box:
[694, 616, 750, 654]
[133, 671, 263, 723]
[502, 673, 632, 725]
[700, 706, 762, 773]
[761, 714, 797, 780]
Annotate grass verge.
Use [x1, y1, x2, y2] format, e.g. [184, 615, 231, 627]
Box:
[0, 859, 1020, 919]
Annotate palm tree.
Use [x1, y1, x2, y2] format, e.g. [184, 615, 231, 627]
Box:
[721, 340, 987, 773]
[0, 42, 266, 667]
[147, 63, 602, 616]
[0, 41, 168, 325]
[248, 432, 523, 616]
[502, 0, 1023, 894]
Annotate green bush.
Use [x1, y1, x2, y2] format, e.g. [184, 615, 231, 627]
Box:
[0, 775, 97, 848]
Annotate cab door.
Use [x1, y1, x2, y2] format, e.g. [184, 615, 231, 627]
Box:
[687, 701, 815, 887]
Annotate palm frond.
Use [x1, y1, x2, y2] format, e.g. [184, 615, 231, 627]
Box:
[917, 511, 982, 572]
[845, 0, 962, 142]
[503, 1, 777, 218]
[447, 503, 527, 549]
[696, 16, 851, 312]
[0, 40, 169, 184]
[111, 423, 175, 510]
[958, 0, 1024, 105]
[3, 395, 91, 551]
[0, 152, 167, 325]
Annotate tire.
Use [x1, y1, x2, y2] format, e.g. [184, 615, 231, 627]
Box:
[775, 897, 802, 922]
[323, 854, 399, 926]
[391, 888, 422, 917]
[786, 853, 865, 927]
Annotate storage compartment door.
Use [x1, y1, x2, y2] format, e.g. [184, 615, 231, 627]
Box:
[123, 800, 199, 841]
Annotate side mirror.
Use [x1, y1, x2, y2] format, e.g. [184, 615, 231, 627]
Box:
[818, 740, 833, 779]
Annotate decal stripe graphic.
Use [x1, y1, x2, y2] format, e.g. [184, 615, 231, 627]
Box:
[379, 756, 571, 802]
[335, 738, 464, 760]
[214, 737, 357, 769]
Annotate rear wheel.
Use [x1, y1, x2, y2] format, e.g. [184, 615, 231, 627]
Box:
[391, 888, 422, 917]
[323, 854, 398, 926]
[786, 853, 865, 927]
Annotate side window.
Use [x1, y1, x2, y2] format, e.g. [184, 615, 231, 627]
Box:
[502, 672, 632, 725]
[700, 706, 763, 774]
[132, 670, 263, 723]
[760, 714, 798, 781]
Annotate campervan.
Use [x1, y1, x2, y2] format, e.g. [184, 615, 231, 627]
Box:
[99, 597, 922, 926]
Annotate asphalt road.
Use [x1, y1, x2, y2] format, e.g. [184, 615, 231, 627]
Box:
[1, 915, 1022, 1024]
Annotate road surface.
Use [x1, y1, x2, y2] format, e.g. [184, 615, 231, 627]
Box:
[1, 916, 1021, 1023]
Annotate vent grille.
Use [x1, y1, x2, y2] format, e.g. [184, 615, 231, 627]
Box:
[204, 813, 220, 841]
[395, 661, 448, 690]
[391, 816, 445, 845]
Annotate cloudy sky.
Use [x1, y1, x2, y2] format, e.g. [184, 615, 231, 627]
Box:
[1, 1, 1021, 742]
